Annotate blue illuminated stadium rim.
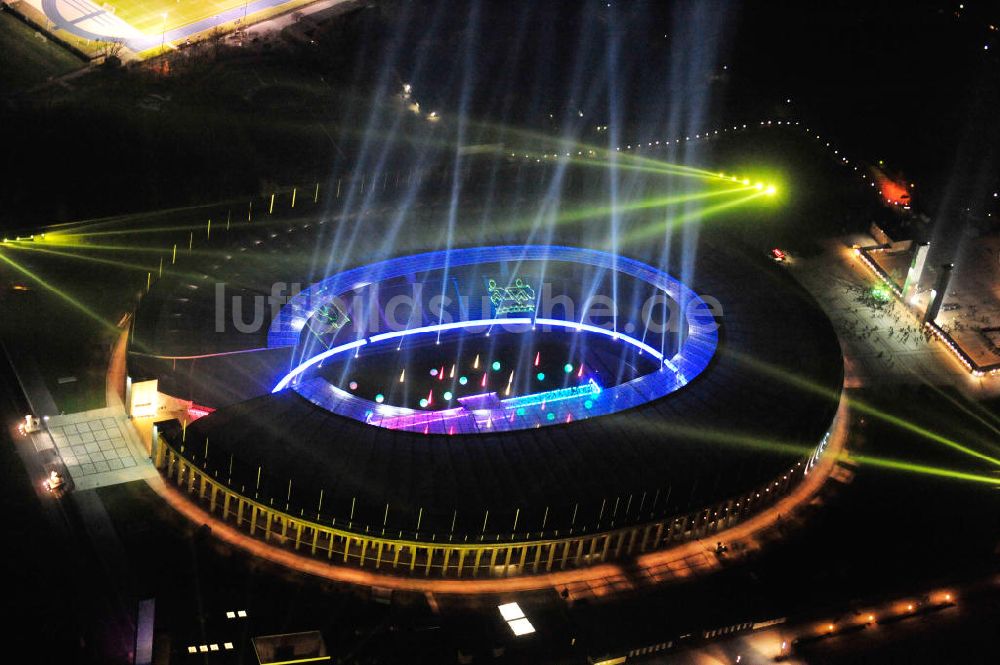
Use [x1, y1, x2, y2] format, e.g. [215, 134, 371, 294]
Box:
[268, 246, 719, 434]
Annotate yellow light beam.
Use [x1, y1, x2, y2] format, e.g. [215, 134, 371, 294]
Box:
[641, 422, 1000, 487]
[0, 252, 122, 335]
[723, 348, 1000, 469]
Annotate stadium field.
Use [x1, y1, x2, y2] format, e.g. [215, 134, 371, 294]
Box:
[105, 0, 251, 35]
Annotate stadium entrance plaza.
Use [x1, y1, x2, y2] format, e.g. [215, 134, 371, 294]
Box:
[790, 234, 1000, 398]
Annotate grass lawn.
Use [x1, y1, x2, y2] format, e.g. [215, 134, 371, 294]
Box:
[0, 10, 85, 92]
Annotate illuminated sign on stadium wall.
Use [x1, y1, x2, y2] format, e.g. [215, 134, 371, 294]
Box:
[488, 277, 536, 315]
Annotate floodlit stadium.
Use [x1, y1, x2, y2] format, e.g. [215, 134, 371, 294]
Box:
[20, 0, 312, 53]
[125, 161, 844, 580]
[7, 2, 1000, 661]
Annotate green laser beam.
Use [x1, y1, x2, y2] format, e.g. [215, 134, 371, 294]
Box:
[722, 348, 1000, 469]
[616, 190, 770, 247]
[464, 117, 727, 178]
[904, 371, 1000, 455]
[498, 185, 757, 236]
[645, 422, 1000, 487]
[0, 252, 122, 336]
[3, 243, 227, 287]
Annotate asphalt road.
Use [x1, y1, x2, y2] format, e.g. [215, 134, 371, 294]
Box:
[0, 343, 135, 664]
[649, 576, 1000, 665]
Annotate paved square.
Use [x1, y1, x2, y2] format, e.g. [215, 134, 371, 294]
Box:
[44, 407, 158, 489]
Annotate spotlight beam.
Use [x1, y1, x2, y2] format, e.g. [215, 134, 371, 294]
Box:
[616, 190, 769, 247]
[0, 251, 123, 336]
[3, 243, 229, 286]
[723, 348, 1000, 469]
[644, 422, 1000, 487]
[498, 185, 756, 236]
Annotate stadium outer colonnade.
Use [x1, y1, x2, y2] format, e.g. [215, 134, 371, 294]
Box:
[150, 416, 835, 579]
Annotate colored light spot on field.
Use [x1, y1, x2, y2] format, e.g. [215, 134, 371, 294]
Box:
[429, 368, 438, 376]
[584, 400, 593, 409]
[492, 360, 501, 371]
[459, 376, 468, 385]
[375, 393, 385, 403]
[564, 363, 574, 373]
[546, 412, 556, 421]
[516, 407, 526, 416]
[536, 372, 545, 381]
[443, 391, 453, 400]
[418, 398, 428, 408]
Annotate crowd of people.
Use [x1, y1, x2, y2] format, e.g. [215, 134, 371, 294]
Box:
[837, 284, 937, 369]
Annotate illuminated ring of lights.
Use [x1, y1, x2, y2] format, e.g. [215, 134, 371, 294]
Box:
[268, 246, 719, 433]
[273, 317, 664, 393]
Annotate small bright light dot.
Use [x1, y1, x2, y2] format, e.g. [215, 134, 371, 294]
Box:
[348, 381, 358, 390]
[536, 372, 545, 381]
[443, 391, 453, 400]
[546, 412, 556, 421]
[429, 368, 438, 376]
[459, 376, 468, 385]
[491, 361, 501, 371]
[765, 185, 777, 195]
[584, 400, 593, 409]
[375, 393, 384, 403]
[755, 182, 764, 190]
[564, 363, 574, 373]
[419, 398, 428, 408]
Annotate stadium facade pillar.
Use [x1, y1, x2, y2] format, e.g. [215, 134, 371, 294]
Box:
[923, 263, 954, 324]
[903, 241, 930, 301]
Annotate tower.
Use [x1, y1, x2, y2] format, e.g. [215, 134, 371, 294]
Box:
[903, 241, 930, 302]
[923, 263, 954, 324]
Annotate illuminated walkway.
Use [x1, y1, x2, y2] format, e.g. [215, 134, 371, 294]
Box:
[143, 394, 849, 598]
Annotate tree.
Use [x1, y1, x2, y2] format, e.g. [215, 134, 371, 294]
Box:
[100, 39, 125, 67]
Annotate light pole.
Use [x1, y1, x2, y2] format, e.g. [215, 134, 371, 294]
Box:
[160, 12, 168, 52]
